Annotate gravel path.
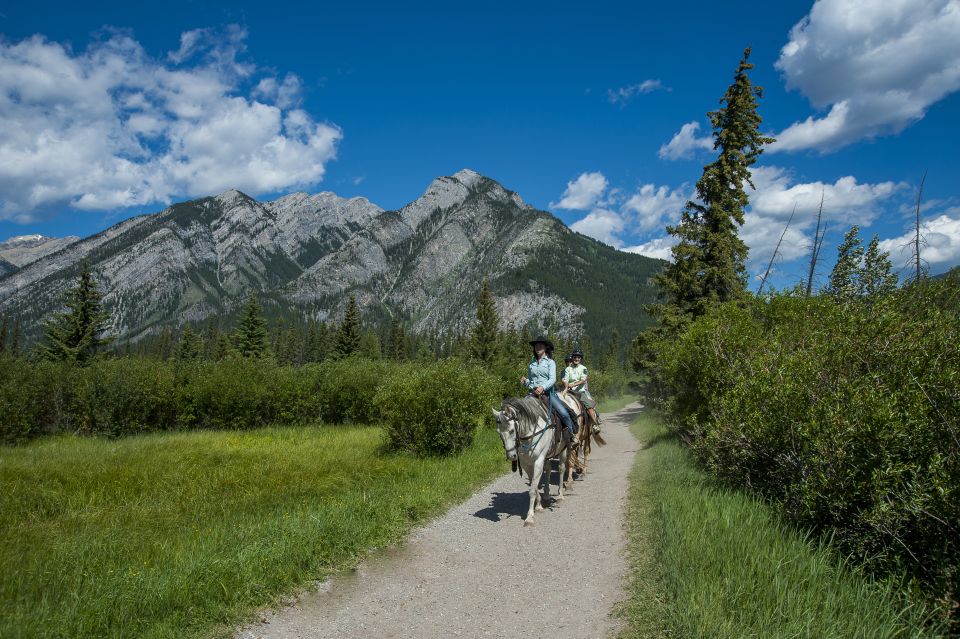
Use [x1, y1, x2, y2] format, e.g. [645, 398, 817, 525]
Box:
[237, 402, 645, 639]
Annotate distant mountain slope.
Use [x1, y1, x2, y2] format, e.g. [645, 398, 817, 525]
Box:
[0, 234, 81, 269]
[0, 170, 664, 344]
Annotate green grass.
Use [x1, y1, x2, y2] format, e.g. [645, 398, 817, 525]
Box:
[618, 412, 941, 639]
[0, 424, 505, 639]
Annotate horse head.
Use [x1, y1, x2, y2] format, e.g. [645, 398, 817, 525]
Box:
[491, 403, 518, 461]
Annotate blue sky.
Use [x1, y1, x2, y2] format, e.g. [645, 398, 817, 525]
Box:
[1, 0, 958, 288]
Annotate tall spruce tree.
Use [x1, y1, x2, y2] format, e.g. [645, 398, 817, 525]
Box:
[176, 325, 201, 361]
[862, 234, 898, 298]
[387, 317, 408, 361]
[10, 320, 21, 358]
[470, 280, 500, 365]
[0, 315, 7, 356]
[828, 226, 865, 304]
[234, 294, 269, 358]
[333, 294, 362, 359]
[656, 48, 775, 324]
[37, 260, 113, 364]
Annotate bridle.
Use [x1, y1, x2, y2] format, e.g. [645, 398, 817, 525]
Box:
[499, 403, 552, 456]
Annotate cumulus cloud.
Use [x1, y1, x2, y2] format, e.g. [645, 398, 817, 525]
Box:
[570, 208, 626, 248]
[623, 237, 675, 261]
[879, 206, 960, 269]
[607, 79, 666, 105]
[622, 183, 691, 231]
[658, 121, 713, 160]
[551, 171, 609, 210]
[0, 27, 341, 221]
[771, 0, 960, 152]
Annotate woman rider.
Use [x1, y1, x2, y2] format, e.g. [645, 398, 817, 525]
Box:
[520, 336, 578, 445]
[563, 349, 601, 429]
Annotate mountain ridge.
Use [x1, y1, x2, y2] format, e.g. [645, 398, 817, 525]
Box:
[0, 170, 664, 345]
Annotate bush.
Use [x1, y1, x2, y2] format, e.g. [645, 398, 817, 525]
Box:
[0, 358, 78, 443]
[652, 282, 960, 627]
[375, 359, 497, 456]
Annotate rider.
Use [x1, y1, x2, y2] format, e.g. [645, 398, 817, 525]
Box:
[563, 349, 601, 430]
[520, 336, 578, 446]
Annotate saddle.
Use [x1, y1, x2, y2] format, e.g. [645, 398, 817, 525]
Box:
[537, 391, 586, 430]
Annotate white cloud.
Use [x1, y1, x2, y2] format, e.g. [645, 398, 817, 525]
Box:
[570, 208, 625, 247]
[551, 171, 609, 210]
[0, 28, 341, 220]
[879, 207, 960, 268]
[607, 79, 666, 104]
[658, 121, 713, 160]
[622, 183, 690, 231]
[749, 166, 903, 224]
[771, 0, 960, 152]
[623, 237, 675, 261]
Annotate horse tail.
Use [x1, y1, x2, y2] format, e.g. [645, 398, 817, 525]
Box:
[592, 431, 607, 446]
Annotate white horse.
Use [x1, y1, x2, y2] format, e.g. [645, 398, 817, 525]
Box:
[492, 395, 574, 526]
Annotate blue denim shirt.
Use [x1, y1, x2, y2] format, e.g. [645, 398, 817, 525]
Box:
[525, 356, 556, 392]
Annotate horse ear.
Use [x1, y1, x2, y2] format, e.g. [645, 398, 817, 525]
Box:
[491, 408, 501, 419]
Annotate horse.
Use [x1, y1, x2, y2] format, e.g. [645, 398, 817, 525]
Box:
[556, 389, 606, 481]
[492, 395, 576, 526]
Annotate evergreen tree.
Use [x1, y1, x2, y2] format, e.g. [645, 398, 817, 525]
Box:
[36, 260, 114, 365]
[176, 325, 201, 361]
[359, 329, 383, 359]
[655, 48, 775, 324]
[829, 226, 865, 304]
[10, 320, 21, 358]
[333, 294, 362, 359]
[0, 315, 7, 356]
[470, 280, 500, 365]
[603, 328, 622, 372]
[862, 234, 898, 298]
[234, 294, 269, 358]
[387, 317, 408, 361]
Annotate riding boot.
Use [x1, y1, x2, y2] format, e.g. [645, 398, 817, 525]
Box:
[565, 427, 579, 446]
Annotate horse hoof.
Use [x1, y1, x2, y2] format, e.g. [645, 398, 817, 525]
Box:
[524, 519, 534, 527]
[535, 504, 544, 512]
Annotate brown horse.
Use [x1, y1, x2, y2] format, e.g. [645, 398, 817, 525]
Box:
[556, 389, 606, 488]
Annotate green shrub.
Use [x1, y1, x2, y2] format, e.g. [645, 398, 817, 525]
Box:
[77, 359, 178, 436]
[0, 358, 78, 443]
[653, 281, 960, 627]
[375, 359, 497, 456]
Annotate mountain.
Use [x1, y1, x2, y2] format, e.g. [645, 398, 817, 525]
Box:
[0, 170, 664, 345]
[0, 234, 81, 274]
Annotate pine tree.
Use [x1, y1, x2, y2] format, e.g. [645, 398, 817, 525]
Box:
[36, 260, 114, 364]
[176, 325, 201, 361]
[603, 328, 622, 372]
[234, 294, 269, 358]
[10, 320, 21, 358]
[656, 48, 775, 324]
[359, 329, 382, 359]
[470, 280, 499, 365]
[387, 317, 408, 361]
[0, 315, 7, 356]
[829, 226, 865, 304]
[333, 295, 362, 359]
[861, 234, 898, 298]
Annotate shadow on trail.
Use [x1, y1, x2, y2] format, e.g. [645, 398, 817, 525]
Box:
[472, 490, 528, 522]
[609, 404, 646, 424]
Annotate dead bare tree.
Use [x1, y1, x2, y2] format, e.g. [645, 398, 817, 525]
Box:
[912, 170, 927, 282]
[804, 191, 826, 297]
[758, 203, 796, 296]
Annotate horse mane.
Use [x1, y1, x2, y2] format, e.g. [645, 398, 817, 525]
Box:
[501, 396, 546, 429]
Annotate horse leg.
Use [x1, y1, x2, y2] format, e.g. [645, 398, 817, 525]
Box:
[525, 457, 545, 526]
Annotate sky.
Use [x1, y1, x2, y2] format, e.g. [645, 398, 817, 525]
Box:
[1, 0, 959, 289]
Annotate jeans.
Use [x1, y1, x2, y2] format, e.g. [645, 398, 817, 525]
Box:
[549, 390, 576, 438]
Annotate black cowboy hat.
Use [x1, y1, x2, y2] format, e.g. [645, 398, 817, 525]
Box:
[571, 348, 584, 358]
[528, 335, 554, 351]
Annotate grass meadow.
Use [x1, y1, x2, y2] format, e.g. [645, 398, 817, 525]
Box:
[0, 423, 505, 638]
[618, 412, 942, 639]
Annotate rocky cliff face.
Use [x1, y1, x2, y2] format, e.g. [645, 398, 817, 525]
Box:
[0, 234, 82, 273]
[0, 170, 664, 343]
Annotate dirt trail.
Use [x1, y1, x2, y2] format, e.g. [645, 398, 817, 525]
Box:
[237, 402, 645, 639]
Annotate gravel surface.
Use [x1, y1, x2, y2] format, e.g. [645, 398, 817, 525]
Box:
[236, 402, 645, 639]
